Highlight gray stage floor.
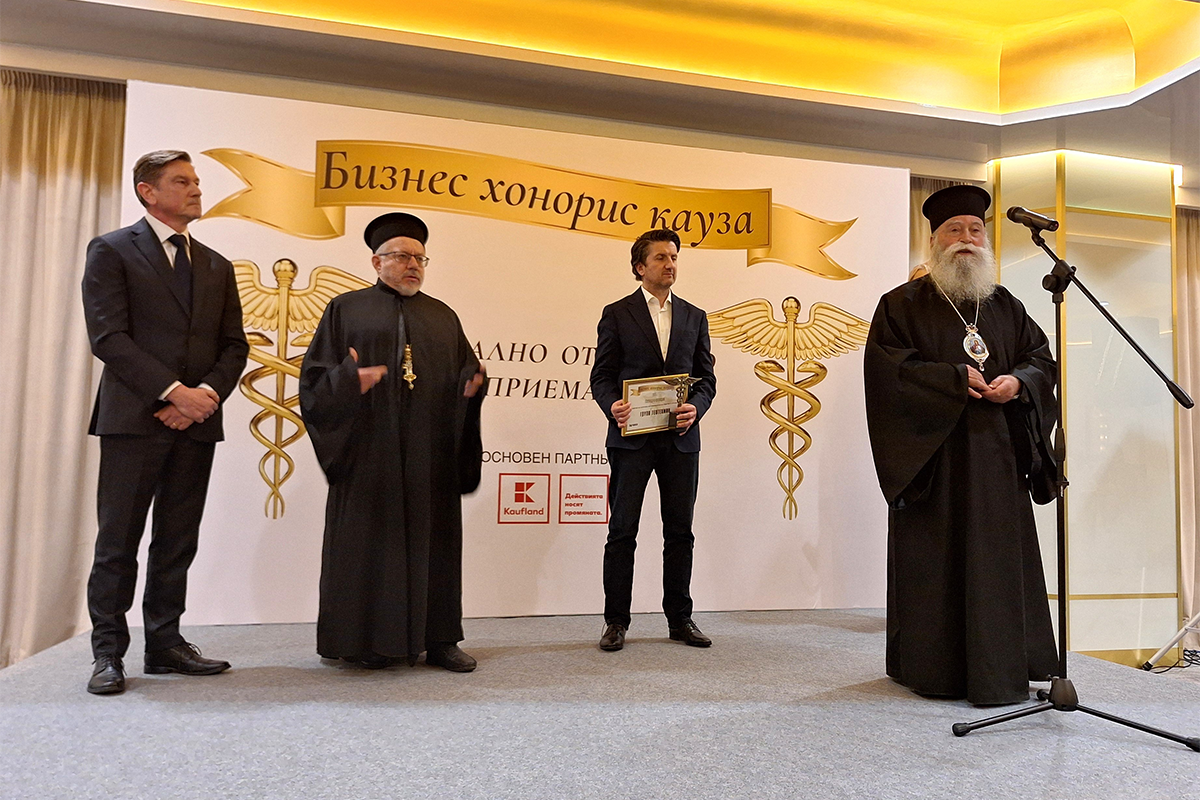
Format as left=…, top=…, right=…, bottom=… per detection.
left=1, top=610, right=1196, bottom=800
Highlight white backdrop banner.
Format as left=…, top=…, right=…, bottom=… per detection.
left=120, top=81, right=907, bottom=626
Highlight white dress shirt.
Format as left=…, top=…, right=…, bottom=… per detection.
left=144, top=213, right=190, bottom=268
left=641, top=285, right=673, bottom=360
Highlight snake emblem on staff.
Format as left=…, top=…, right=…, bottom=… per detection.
left=234, top=259, right=370, bottom=517
left=708, top=297, right=870, bottom=519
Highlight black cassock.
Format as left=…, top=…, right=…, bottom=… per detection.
left=299, top=280, right=484, bottom=660
left=864, top=278, right=1058, bottom=705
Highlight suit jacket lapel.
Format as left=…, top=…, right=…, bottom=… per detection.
left=131, top=218, right=191, bottom=315
left=626, top=290, right=663, bottom=366
left=664, top=296, right=687, bottom=368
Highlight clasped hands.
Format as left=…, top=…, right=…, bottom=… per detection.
left=611, top=399, right=697, bottom=434
left=155, top=385, right=220, bottom=431
left=349, top=347, right=487, bottom=397
left=967, top=365, right=1021, bottom=403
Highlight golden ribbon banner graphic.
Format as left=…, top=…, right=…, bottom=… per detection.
left=202, top=144, right=858, bottom=280
left=708, top=298, right=870, bottom=520
left=203, top=143, right=867, bottom=516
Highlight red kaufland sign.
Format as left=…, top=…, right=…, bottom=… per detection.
left=497, top=473, right=550, bottom=524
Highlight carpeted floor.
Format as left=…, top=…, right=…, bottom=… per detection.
left=1, top=610, right=1196, bottom=800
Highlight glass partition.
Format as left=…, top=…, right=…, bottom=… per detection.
left=992, top=151, right=1180, bottom=665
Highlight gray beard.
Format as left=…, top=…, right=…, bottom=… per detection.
left=928, top=243, right=997, bottom=304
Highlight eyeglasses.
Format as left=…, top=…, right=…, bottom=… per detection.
left=377, top=251, right=430, bottom=267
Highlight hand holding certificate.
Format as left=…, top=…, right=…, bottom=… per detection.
left=621, top=374, right=701, bottom=436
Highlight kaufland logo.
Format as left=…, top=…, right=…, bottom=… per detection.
left=503, top=507, right=543, bottom=516
left=498, top=474, right=550, bottom=524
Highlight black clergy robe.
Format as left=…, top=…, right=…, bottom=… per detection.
left=864, top=278, right=1058, bottom=705
left=299, top=281, right=484, bottom=661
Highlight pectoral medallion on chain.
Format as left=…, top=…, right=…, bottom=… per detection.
left=963, top=325, right=989, bottom=370
left=402, top=344, right=416, bottom=389
left=932, top=277, right=989, bottom=372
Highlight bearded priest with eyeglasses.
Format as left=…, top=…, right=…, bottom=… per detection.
left=300, top=212, right=487, bottom=673
left=863, top=185, right=1059, bottom=706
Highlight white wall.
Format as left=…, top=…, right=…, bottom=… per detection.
left=117, top=81, right=908, bottom=625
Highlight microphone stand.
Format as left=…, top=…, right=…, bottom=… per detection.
left=951, top=228, right=1199, bottom=750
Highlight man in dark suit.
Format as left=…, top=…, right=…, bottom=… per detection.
left=81, top=150, right=248, bottom=695
left=589, top=228, right=717, bottom=652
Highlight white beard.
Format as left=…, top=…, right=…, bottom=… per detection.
left=928, top=241, right=997, bottom=304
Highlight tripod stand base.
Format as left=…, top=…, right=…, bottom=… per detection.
left=952, top=678, right=1200, bottom=751
left=951, top=677, right=1075, bottom=737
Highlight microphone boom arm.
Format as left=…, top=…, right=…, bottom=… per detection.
left=1031, top=229, right=1193, bottom=408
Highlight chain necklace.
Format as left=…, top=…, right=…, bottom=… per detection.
left=931, top=277, right=990, bottom=370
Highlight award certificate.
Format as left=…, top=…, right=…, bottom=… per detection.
left=621, top=374, right=690, bottom=436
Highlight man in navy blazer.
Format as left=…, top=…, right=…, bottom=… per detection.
left=81, top=150, right=248, bottom=694
left=589, top=228, right=717, bottom=651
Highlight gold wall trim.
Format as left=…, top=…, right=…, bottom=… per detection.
left=1063, top=206, right=1175, bottom=223
left=1171, top=179, right=1183, bottom=642
left=1055, top=150, right=1070, bottom=651
left=991, top=164, right=1001, bottom=279
left=1078, top=648, right=1180, bottom=668
left=1047, top=592, right=1178, bottom=601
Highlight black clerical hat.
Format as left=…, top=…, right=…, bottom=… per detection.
left=364, top=212, right=429, bottom=251
left=922, top=185, right=991, bottom=233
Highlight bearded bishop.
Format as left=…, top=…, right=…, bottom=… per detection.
left=863, top=184, right=1059, bottom=706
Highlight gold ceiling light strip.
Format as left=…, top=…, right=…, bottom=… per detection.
left=168, top=0, right=1200, bottom=114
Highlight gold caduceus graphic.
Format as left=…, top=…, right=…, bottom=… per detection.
left=234, top=260, right=370, bottom=517
left=708, top=298, right=870, bottom=519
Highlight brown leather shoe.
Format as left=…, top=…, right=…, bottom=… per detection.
left=144, top=643, right=231, bottom=675
left=425, top=643, right=477, bottom=672
left=599, top=623, right=626, bottom=651
left=87, top=655, right=125, bottom=695
left=668, top=619, right=712, bottom=647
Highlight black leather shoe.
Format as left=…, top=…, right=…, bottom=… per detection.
left=87, top=655, right=125, bottom=695
left=425, top=643, right=476, bottom=672
left=355, top=653, right=395, bottom=670
left=144, top=643, right=231, bottom=675
left=599, top=623, right=626, bottom=651
left=668, top=619, right=712, bottom=647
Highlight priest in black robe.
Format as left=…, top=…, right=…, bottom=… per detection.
left=864, top=185, right=1058, bottom=705
left=299, top=212, right=486, bottom=672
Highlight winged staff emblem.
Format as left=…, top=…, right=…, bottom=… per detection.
left=708, top=297, right=870, bottom=519
left=234, top=259, right=371, bottom=517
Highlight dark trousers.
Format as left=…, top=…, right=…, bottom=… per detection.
left=88, top=432, right=216, bottom=658
left=604, top=435, right=699, bottom=628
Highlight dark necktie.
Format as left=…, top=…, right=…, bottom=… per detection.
left=168, top=233, right=193, bottom=308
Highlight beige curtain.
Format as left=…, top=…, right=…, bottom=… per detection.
left=1177, top=207, right=1200, bottom=649
left=0, top=70, right=125, bottom=667
left=909, top=176, right=956, bottom=280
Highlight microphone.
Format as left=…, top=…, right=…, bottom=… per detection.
left=1007, top=206, right=1060, bottom=232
